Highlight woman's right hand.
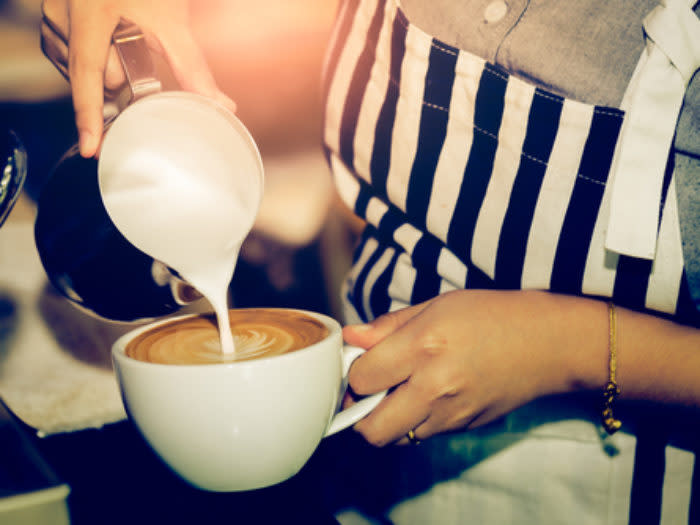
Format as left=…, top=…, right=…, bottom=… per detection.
left=40, top=0, right=236, bottom=158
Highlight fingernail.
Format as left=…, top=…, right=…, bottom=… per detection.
left=347, top=323, right=372, bottom=332
left=215, top=91, right=237, bottom=114
left=79, top=130, right=95, bottom=158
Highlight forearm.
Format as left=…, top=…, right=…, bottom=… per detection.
left=345, top=288, right=700, bottom=444
left=541, top=291, right=700, bottom=408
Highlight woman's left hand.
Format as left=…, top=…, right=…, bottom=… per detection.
left=343, top=289, right=608, bottom=446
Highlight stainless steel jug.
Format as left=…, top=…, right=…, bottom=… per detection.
left=35, top=21, right=198, bottom=321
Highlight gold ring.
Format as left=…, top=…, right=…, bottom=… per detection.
left=406, top=429, right=421, bottom=445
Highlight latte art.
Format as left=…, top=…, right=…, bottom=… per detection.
left=126, top=309, right=329, bottom=365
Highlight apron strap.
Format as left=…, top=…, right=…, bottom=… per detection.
left=605, top=0, right=700, bottom=259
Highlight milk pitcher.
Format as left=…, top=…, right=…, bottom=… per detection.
left=36, top=21, right=263, bottom=321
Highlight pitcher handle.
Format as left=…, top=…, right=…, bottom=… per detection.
left=111, top=21, right=162, bottom=104
left=41, top=15, right=161, bottom=109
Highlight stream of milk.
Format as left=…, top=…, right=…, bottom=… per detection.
left=101, top=161, right=257, bottom=355
left=98, top=95, right=263, bottom=356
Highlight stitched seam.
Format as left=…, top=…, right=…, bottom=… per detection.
left=419, top=97, right=612, bottom=187
left=430, top=41, right=458, bottom=57
left=385, top=3, right=622, bottom=186
left=434, top=69, right=621, bottom=118
left=392, top=6, right=622, bottom=118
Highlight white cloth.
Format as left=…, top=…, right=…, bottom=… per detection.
left=0, top=222, right=130, bottom=436
left=606, top=0, right=700, bottom=259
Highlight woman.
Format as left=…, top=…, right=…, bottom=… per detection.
left=41, top=0, right=700, bottom=523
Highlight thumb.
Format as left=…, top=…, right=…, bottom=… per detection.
left=157, top=29, right=237, bottom=114
left=342, top=304, right=427, bottom=348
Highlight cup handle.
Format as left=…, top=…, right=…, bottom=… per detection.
left=324, top=345, right=386, bottom=437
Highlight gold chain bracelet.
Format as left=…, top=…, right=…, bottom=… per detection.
left=602, top=302, right=622, bottom=434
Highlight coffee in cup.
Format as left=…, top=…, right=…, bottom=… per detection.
left=112, top=308, right=386, bottom=492
left=125, top=308, right=329, bottom=364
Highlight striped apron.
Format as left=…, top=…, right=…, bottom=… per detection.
left=322, top=0, right=700, bottom=524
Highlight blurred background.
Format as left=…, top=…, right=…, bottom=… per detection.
left=0, top=2, right=371, bottom=523
left=0, top=0, right=359, bottom=319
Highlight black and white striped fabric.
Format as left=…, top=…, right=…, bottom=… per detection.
left=323, top=0, right=699, bottom=328
left=321, top=1, right=699, bottom=524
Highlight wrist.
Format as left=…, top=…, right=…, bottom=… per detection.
left=534, top=293, right=610, bottom=396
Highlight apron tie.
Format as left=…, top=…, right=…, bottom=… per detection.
left=605, top=0, right=700, bottom=260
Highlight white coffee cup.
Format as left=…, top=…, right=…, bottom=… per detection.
left=111, top=309, right=386, bottom=492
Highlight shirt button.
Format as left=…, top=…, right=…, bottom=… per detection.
left=484, top=0, right=508, bottom=23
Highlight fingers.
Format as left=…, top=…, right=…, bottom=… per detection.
left=345, top=304, right=431, bottom=396
left=67, top=4, right=120, bottom=157
left=353, top=353, right=476, bottom=446
left=41, top=0, right=70, bottom=39
left=344, top=305, right=441, bottom=446
left=353, top=378, right=430, bottom=447
left=45, top=0, right=236, bottom=159
left=343, top=303, right=427, bottom=348
left=344, top=297, right=480, bottom=446
left=157, top=29, right=237, bottom=114
left=354, top=371, right=484, bottom=447
left=104, top=45, right=127, bottom=93
left=40, top=21, right=70, bottom=80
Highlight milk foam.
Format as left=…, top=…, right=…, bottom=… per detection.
left=125, top=310, right=330, bottom=364
left=99, top=93, right=263, bottom=355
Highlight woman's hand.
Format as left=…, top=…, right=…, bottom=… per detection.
left=343, top=290, right=610, bottom=446
left=41, top=0, right=235, bottom=158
